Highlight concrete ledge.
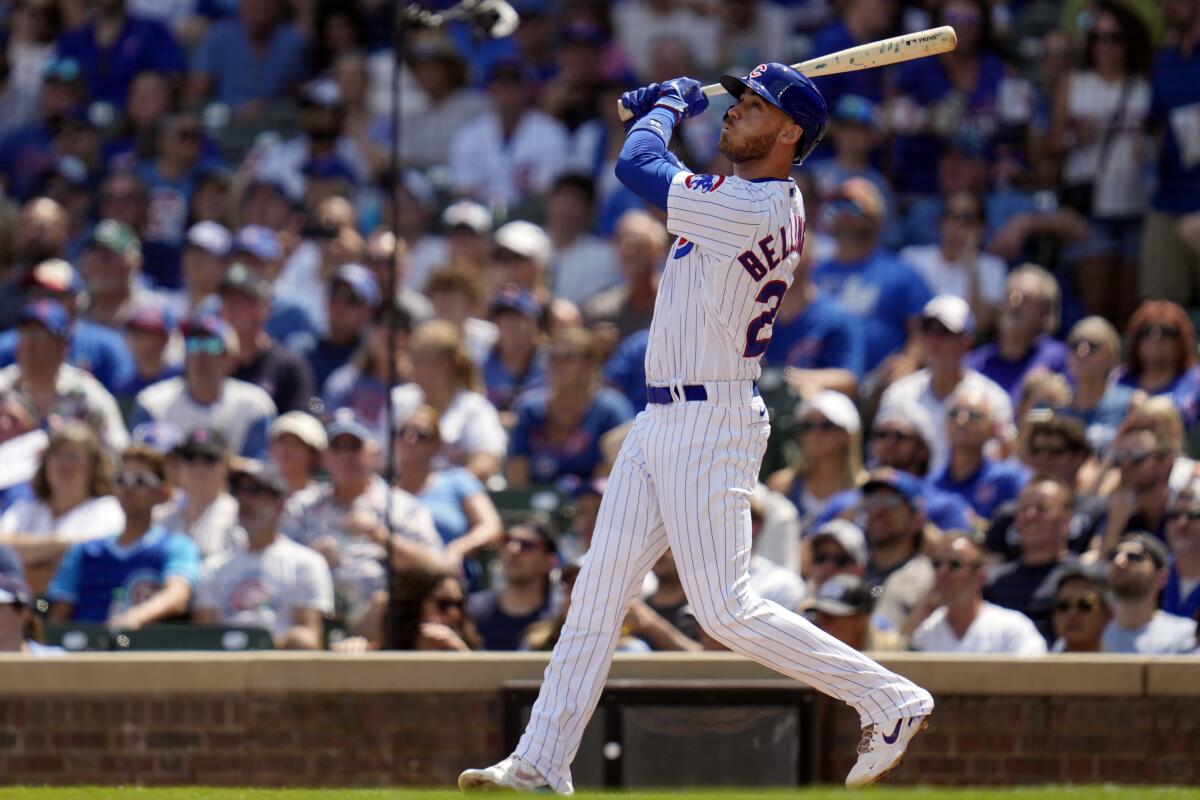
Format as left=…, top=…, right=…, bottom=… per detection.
left=0, top=652, right=1180, bottom=696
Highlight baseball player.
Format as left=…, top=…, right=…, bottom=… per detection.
left=460, top=64, right=933, bottom=794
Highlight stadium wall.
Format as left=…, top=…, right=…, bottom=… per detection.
left=0, top=653, right=1197, bottom=787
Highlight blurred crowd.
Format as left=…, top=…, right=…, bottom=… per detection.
left=0, top=0, right=1198, bottom=657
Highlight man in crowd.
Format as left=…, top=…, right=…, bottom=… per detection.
left=194, top=460, right=333, bottom=650
left=467, top=517, right=561, bottom=651
left=1097, top=426, right=1177, bottom=554
left=1164, top=481, right=1200, bottom=619
left=302, top=264, right=379, bottom=392
left=803, top=574, right=900, bottom=652
left=1050, top=568, right=1112, bottom=653
left=932, top=387, right=1028, bottom=523
left=1102, top=533, right=1197, bottom=654
left=860, top=469, right=934, bottom=633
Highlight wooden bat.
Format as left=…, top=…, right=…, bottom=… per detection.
left=616, top=26, right=958, bottom=121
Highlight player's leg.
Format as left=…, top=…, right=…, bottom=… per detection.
left=460, top=415, right=669, bottom=795
left=651, top=400, right=932, bottom=784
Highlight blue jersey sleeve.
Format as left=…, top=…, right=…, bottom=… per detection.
left=161, top=533, right=202, bottom=586
left=46, top=544, right=85, bottom=604
left=614, top=107, right=684, bottom=212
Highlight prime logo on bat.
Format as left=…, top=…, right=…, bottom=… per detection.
left=460, top=64, right=933, bottom=795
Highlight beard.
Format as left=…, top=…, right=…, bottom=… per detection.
left=1110, top=574, right=1153, bottom=601
left=718, top=114, right=781, bottom=164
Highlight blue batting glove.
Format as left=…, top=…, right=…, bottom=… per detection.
left=656, top=77, right=708, bottom=120
left=620, top=83, right=663, bottom=121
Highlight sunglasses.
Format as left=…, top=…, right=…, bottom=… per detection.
left=1109, top=548, right=1149, bottom=564
left=1029, top=444, right=1070, bottom=458
left=115, top=470, right=162, bottom=489
left=1113, top=450, right=1159, bottom=468
left=1165, top=508, right=1200, bottom=522
left=398, top=426, right=436, bottom=443
left=931, top=558, right=978, bottom=572
left=812, top=551, right=853, bottom=568
left=872, top=429, right=915, bottom=443
left=947, top=407, right=986, bottom=421
left=179, top=451, right=221, bottom=466
left=185, top=337, right=225, bottom=355
left=503, top=537, right=543, bottom=553
left=1137, top=324, right=1180, bottom=339
left=798, top=420, right=841, bottom=433
left=1054, top=597, right=1099, bottom=613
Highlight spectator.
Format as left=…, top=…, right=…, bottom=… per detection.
left=556, top=479, right=605, bottom=564
left=440, top=201, right=493, bottom=270
left=491, top=220, right=553, bottom=307
left=267, top=411, right=327, bottom=498
left=386, top=173, right=444, bottom=295
left=1050, top=567, right=1112, bottom=653
left=506, top=327, right=633, bottom=488
left=965, top=265, right=1070, bottom=408
left=0, top=299, right=129, bottom=451
left=547, top=173, right=620, bottom=306
left=932, top=386, right=1028, bottom=523
left=879, top=296, right=1012, bottom=478
left=115, top=303, right=180, bottom=421
left=1103, top=533, right=1197, bottom=653
left=395, top=33, right=487, bottom=170
left=55, top=0, right=186, bottom=105
left=645, top=549, right=701, bottom=647
left=281, top=412, right=441, bottom=643
left=447, top=59, right=569, bottom=210
left=1137, top=0, right=1200, bottom=307
left=392, top=320, right=507, bottom=482
left=900, top=189, right=1007, bottom=336
left=0, top=57, right=87, bottom=202
left=363, top=229, right=434, bottom=324
left=1063, top=316, right=1137, bottom=454
left=194, top=460, right=333, bottom=650
left=304, top=263, right=380, bottom=392
left=154, top=428, right=242, bottom=558
left=987, top=414, right=1104, bottom=560
left=766, top=390, right=865, bottom=529
left=906, top=532, right=1047, bottom=654
left=859, top=469, right=935, bottom=633
left=807, top=520, right=868, bottom=594
left=386, top=567, right=481, bottom=651
left=611, top=0, right=719, bottom=80
left=1114, top=301, right=1200, bottom=428
left=467, top=517, right=561, bottom=651
left=0, top=391, right=41, bottom=514
left=132, top=313, right=276, bottom=459
left=1047, top=0, right=1152, bottom=322
left=168, top=221, right=232, bottom=318
left=0, top=575, right=62, bottom=654
left=0, top=199, right=72, bottom=327
left=187, top=0, right=306, bottom=113
left=79, top=217, right=154, bottom=331
left=218, top=263, right=315, bottom=414
left=102, top=69, right=174, bottom=166
left=1163, top=481, right=1200, bottom=620
left=392, top=404, right=503, bottom=578
left=47, top=444, right=199, bottom=626
left=813, top=177, right=932, bottom=372
left=808, top=0, right=896, bottom=108
left=583, top=210, right=665, bottom=350
left=802, top=573, right=902, bottom=651
left=1097, top=425, right=1176, bottom=553
left=483, top=286, right=546, bottom=422
left=425, top=264, right=497, bottom=367
left=985, top=479, right=1079, bottom=643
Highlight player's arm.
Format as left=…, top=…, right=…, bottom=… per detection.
left=614, top=79, right=709, bottom=211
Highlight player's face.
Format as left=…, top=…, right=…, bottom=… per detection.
left=719, top=92, right=789, bottom=164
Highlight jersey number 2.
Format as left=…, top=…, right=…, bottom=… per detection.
left=743, top=280, right=787, bottom=358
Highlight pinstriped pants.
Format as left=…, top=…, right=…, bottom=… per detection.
left=516, top=394, right=934, bottom=794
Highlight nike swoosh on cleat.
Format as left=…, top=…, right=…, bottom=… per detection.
left=881, top=719, right=904, bottom=744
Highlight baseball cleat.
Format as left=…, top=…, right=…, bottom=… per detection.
left=844, top=714, right=930, bottom=788
left=458, top=754, right=561, bottom=793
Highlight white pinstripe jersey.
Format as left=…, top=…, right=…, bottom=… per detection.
left=646, top=171, right=805, bottom=384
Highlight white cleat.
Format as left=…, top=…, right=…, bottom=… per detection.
left=844, top=714, right=930, bottom=788
left=458, top=754, right=561, bottom=794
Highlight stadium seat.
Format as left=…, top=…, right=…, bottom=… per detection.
left=43, top=621, right=114, bottom=652
left=116, top=623, right=274, bottom=651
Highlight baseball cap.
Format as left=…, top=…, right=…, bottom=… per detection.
left=26, top=258, right=84, bottom=295
left=131, top=421, right=184, bottom=455
left=19, top=299, right=71, bottom=338
left=233, top=225, right=282, bottom=263
left=810, top=519, right=868, bottom=567
left=124, top=303, right=176, bottom=337
left=331, top=263, right=381, bottom=307
left=829, top=177, right=886, bottom=221
left=300, top=78, right=343, bottom=109
left=230, top=459, right=287, bottom=497
left=87, top=219, right=141, bottom=258
left=805, top=574, right=871, bottom=617
left=873, top=401, right=937, bottom=453
left=495, top=221, right=551, bottom=263
left=794, top=390, right=861, bottom=435
left=863, top=467, right=924, bottom=509
left=326, top=409, right=374, bottom=444
left=175, top=426, right=229, bottom=460
left=834, top=94, right=880, bottom=128
left=490, top=285, right=542, bottom=319
left=922, top=294, right=974, bottom=335
left=180, top=313, right=236, bottom=354
left=1113, top=532, right=1170, bottom=570
left=0, top=575, right=32, bottom=607
left=219, top=262, right=272, bottom=300
left=186, top=221, right=233, bottom=258
left=442, top=200, right=491, bottom=235
left=270, top=411, right=329, bottom=451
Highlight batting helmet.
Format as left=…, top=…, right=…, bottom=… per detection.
left=719, top=63, right=828, bottom=165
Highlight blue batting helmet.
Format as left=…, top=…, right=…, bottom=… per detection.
left=719, top=63, right=828, bottom=165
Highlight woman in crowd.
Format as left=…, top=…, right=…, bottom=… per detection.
left=767, top=391, right=867, bottom=531
left=393, top=404, right=502, bottom=582
left=388, top=567, right=481, bottom=651
left=392, top=320, right=507, bottom=482
left=0, top=422, right=123, bottom=593
left=504, top=327, right=633, bottom=488
left=1114, top=301, right=1200, bottom=429
left=1064, top=316, right=1139, bottom=455
left=268, top=412, right=328, bottom=499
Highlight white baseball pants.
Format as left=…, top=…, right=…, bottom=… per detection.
left=514, top=388, right=934, bottom=794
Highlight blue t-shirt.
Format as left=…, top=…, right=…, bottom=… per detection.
left=1149, top=46, right=1200, bottom=215
left=1116, top=364, right=1200, bottom=430
left=813, top=250, right=932, bottom=371
left=1062, top=381, right=1137, bottom=454
left=483, top=348, right=547, bottom=413
left=965, top=335, right=1071, bottom=408
left=135, top=159, right=221, bottom=289
left=603, top=329, right=650, bottom=413
left=0, top=319, right=136, bottom=395
left=266, top=300, right=319, bottom=353
left=932, top=458, right=1029, bottom=521
left=420, top=467, right=486, bottom=545
left=47, top=525, right=201, bottom=622
left=509, top=387, right=634, bottom=485
left=192, top=19, right=307, bottom=109
left=0, top=122, right=55, bottom=201
left=56, top=15, right=186, bottom=104
left=763, top=293, right=865, bottom=376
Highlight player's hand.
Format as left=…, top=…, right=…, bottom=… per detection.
left=656, top=77, right=709, bottom=120
left=620, top=83, right=663, bottom=121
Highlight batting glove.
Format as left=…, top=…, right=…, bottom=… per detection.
left=620, top=83, right=664, bottom=121
left=655, top=77, right=709, bottom=120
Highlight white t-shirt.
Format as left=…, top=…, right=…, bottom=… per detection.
left=154, top=492, right=246, bottom=559
left=911, top=602, right=1047, bottom=655
left=447, top=110, right=570, bottom=208
left=134, top=377, right=277, bottom=459
left=0, top=495, right=124, bottom=543
left=195, top=536, right=334, bottom=639
left=391, top=385, right=507, bottom=471
left=899, top=245, right=1007, bottom=309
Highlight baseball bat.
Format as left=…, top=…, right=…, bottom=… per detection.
left=616, top=26, right=958, bottom=121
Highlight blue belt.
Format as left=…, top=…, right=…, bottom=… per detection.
left=646, top=384, right=759, bottom=404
